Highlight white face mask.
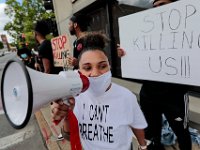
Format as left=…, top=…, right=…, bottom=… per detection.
left=88, top=71, right=112, bottom=97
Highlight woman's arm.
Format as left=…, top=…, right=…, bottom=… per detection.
left=42, top=58, right=51, bottom=73
left=50, top=98, right=75, bottom=139
left=131, top=128, right=147, bottom=150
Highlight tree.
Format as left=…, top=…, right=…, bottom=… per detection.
left=0, top=41, right=4, bottom=49
left=4, top=0, right=55, bottom=48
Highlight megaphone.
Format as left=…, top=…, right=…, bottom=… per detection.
left=0, top=97, right=2, bottom=111
left=1, top=59, right=89, bottom=129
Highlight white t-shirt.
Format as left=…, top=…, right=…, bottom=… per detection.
left=74, top=83, right=147, bottom=150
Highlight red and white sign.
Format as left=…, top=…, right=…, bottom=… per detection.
left=51, top=34, right=71, bottom=67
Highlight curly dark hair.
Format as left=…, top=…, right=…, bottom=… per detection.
left=34, top=20, right=50, bottom=37
left=77, top=32, right=110, bottom=63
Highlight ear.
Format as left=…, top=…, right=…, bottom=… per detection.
left=73, top=23, right=78, bottom=29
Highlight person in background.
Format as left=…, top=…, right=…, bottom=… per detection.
left=34, top=20, right=64, bottom=140
left=34, top=20, right=62, bottom=74
left=68, top=14, right=90, bottom=69
left=17, top=43, right=35, bottom=69
left=118, top=0, right=192, bottom=150
left=31, top=47, right=42, bottom=72
left=51, top=32, right=148, bottom=150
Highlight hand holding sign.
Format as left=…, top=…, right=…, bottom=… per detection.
left=68, top=56, right=78, bottom=67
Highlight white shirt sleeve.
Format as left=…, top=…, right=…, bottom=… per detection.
left=129, top=94, right=148, bottom=129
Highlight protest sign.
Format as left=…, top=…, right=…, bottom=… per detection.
left=119, top=0, right=200, bottom=86
left=51, top=34, right=71, bottom=67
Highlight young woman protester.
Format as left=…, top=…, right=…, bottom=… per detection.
left=50, top=32, right=148, bottom=150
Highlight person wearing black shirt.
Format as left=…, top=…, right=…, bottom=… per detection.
left=68, top=14, right=90, bottom=69
left=34, top=20, right=62, bottom=74
left=17, top=44, right=34, bottom=69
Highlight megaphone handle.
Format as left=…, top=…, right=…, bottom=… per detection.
left=53, top=120, right=61, bottom=125
left=52, top=98, right=70, bottom=125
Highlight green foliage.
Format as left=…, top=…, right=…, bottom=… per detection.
left=46, top=34, right=54, bottom=40
left=9, top=42, right=16, bottom=47
left=24, top=32, right=35, bottom=49
left=4, top=0, right=55, bottom=48
left=0, top=41, right=4, bottom=49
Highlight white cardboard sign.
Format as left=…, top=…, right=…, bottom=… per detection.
left=119, top=0, right=200, bottom=86
left=51, top=34, right=71, bottom=67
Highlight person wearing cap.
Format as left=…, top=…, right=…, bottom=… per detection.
left=67, top=14, right=90, bottom=69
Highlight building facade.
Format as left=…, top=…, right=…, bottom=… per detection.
left=0, top=34, right=10, bottom=51
left=52, top=0, right=144, bottom=77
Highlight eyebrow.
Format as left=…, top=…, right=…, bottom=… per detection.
left=82, top=61, right=108, bottom=66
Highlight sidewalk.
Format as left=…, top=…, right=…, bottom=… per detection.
left=35, top=105, right=71, bottom=150
left=35, top=77, right=200, bottom=150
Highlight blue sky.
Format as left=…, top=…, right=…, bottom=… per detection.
left=0, top=0, right=22, bottom=4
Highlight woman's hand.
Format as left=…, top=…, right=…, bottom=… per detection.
left=50, top=98, right=75, bottom=123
